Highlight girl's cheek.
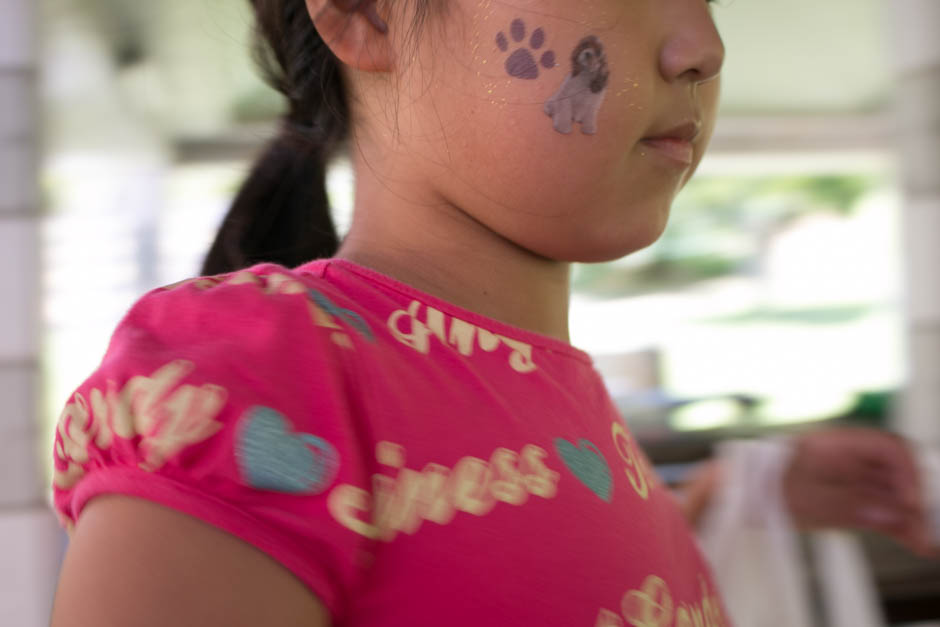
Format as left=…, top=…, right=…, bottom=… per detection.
left=465, top=17, right=651, bottom=143
left=417, top=8, right=658, bottom=187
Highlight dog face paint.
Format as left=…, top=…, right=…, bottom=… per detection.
left=544, top=36, right=610, bottom=135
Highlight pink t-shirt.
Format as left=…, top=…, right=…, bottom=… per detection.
left=53, top=258, right=730, bottom=626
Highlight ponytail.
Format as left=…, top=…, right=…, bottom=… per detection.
left=201, top=0, right=349, bottom=275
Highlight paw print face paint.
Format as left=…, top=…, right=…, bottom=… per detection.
left=496, top=18, right=557, bottom=80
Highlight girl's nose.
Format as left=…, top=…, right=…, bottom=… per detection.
left=659, top=2, right=726, bottom=85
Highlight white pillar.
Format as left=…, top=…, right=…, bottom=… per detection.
left=889, top=0, right=940, bottom=448
left=0, top=0, right=63, bottom=626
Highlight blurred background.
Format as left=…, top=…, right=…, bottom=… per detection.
left=2, top=0, right=939, bottom=624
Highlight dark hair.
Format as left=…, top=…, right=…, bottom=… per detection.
left=201, top=0, right=348, bottom=275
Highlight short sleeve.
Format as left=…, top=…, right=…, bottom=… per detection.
left=52, top=264, right=376, bottom=620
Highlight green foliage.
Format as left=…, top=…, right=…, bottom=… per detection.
left=573, top=173, right=885, bottom=299
left=231, top=85, right=286, bottom=123
left=703, top=303, right=874, bottom=325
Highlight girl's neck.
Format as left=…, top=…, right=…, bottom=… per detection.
left=337, top=164, right=573, bottom=343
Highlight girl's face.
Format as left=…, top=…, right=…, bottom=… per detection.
left=358, top=0, right=724, bottom=262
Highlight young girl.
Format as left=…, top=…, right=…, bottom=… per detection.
left=50, top=1, right=931, bottom=625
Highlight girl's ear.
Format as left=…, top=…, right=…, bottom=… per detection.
left=305, top=0, right=394, bottom=73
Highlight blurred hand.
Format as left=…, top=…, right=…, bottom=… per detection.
left=677, top=459, right=723, bottom=529
left=783, top=427, right=935, bottom=557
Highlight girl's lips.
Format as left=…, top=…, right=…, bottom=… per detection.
left=641, top=137, right=695, bottom=166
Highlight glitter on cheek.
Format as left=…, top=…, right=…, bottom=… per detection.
left=469, top=0, right=497, bottom=71
left=614, top=76, right=641, bottom=98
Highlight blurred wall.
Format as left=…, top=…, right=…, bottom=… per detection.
left=0, top=0, right=61, bottom=625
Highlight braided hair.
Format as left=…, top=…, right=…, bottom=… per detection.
left=201, top=0, right=350, bottom=274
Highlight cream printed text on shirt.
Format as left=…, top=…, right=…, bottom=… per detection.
left=164, top=270, right=373, bottom=348
left=611, top=420, right=658, bottom=500
left=595, top=575, right=726, bottom=627
left=388, top=300, right=538, bottom=373
left=328, top=441, right=559, bottom=541
left=54, top=360, right=226, bottom=489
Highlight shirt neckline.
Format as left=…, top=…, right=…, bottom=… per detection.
left=297, top=257, right=595, bottom=366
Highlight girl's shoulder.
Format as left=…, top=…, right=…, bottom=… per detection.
left=54, top=262, right=368, bottom=495
left=112, top=261, right=376, bottom=361
left=144, top=261, right=362, bottom=329
left=53, top=263, right=378, bottom=616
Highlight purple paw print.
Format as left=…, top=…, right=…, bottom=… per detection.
left=496, top=18, right=556, bottom=80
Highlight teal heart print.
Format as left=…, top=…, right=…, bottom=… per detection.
left=554, top=438, right=612, bottom=502
left=237, top=406, right=339, bottom=494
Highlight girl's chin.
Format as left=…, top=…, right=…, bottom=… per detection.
left=551, top=224, right=670, bottom=263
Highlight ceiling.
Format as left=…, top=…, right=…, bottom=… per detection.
left=713, top=0, right=894, bottom=114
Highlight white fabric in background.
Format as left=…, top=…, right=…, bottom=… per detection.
left=696, top=439, right=886, bottom=627
left=811, top=531, right=886, bottom=627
